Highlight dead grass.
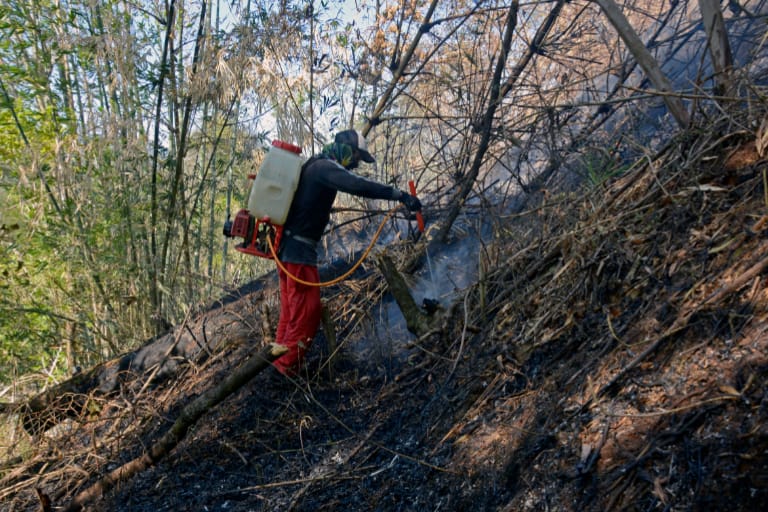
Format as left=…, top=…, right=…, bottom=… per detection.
left=441, top=108, right=768, bottom=510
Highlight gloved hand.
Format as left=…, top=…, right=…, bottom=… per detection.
left=398, top=191, right=422, bottom=212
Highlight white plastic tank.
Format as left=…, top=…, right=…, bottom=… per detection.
left=247, top=140, right=304, bottom=225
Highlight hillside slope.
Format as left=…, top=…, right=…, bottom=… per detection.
left=2, top=114, right=768, bottom=511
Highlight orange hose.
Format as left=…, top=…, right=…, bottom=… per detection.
left=267, top=205, right=400, bottom=287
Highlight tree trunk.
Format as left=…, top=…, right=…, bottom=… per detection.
left=698, top=0, right=734, bottom=97
left=159, top=1, right=208, bottom=315
left=595, top=0, right=690, bottom=129
left=376, top=252, right=435, bottom=337
left=429, top=1, right=523, bottom=251
left=149, top=0, right=177, bottom=326
left=361, top=0, right=440, bottom=136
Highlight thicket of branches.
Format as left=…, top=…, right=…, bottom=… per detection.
left=0, top=0, right=759, bottom=388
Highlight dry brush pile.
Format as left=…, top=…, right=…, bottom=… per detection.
left=427, top=108, right=768, bottom=510
left=0, top=288, right=284, bottom=511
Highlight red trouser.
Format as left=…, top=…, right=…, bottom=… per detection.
left=273, top=262, right=322, bottom=375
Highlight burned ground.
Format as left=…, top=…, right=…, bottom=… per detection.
left=2, top=115, right=768, bottom=511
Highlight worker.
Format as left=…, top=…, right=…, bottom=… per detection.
left=272, top=129, right=422, bottom=377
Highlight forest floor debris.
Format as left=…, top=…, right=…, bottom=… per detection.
left=2, top=112, right=768, bottom=511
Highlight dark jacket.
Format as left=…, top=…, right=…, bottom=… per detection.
left=278, top=156, right=399, bottom=265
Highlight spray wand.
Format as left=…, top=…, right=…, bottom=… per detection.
left=408, top=180, right=425, bottom=234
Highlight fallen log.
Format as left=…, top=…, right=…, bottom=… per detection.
left=6, top=290, right=267, bottom=436
left=60, top=342, right=287, bottom=512
left=7, top=253, right=373, bottom=436
left=376, top=252, right=439, bottom=337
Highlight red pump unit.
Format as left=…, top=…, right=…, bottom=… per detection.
left=224, top=207, right=283, bottom=259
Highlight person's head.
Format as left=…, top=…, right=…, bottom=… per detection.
left=333, top=129, right=375, bottom=170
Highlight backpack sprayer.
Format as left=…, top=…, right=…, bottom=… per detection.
left=223, top=140, right=305, bottom=258
left=223, top=139, right=425, bottom=289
